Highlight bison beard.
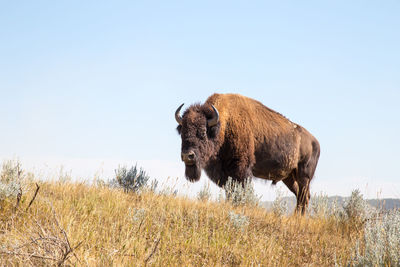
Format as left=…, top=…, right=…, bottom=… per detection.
left=185, top=162, right=201, bottom=182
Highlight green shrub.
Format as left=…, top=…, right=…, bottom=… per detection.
left=228, top=211, right=249, bottom=231
left=129, top=207, right=147, bottom=222
left=271, top=190, right=288, bottom=216
left=309, top=193, right=330, bottom=218
left=352, top=209, right=400, bottom=266
left=0, top=160, right=23, bottom=202
left=223, top=177, right=260, bottom=207
left=111, top=164, right=150, bottom=193
left=197, top=182, right=212, bottom=201
left=343, top=189, right=376, bottom=222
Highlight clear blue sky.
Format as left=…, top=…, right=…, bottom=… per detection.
left=1, top=1, right=399, bottom=199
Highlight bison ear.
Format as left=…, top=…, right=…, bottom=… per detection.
left=176, top=125, right=182, bottom=135
left=207, top=122, right=220, bottom=138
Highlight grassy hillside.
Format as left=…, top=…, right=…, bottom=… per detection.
left=1, top=160, right=399, bottom=266
left=1, top=180, right=362, bottom=266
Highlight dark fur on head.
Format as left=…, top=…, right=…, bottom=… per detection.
left=176, top=104, right=221, bottom=182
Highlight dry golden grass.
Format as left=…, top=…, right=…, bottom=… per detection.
left=0, top=181, right=362, bottom=266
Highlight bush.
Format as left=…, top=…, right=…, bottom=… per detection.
left=343, top=189, right=375, bottom=222
left=352, top=209, right=400, bottom=266
left=129, top=207, right=147, bottom=222
left=271, top=190, right=288, bottom=216
left=309, top=193, right=329, bottom=218
left=0, top=160, right=23, bottom=202
left=223, top=177, right=260, bottom=207
left=159, top=186, right=178, bottom=197
left=228, top=211, right=249, bottom=231
left=197, top=182, right=211, bottom=201
left=112, top=164, right=150, bottom=193
left=149, top=179, right=158, bottom=193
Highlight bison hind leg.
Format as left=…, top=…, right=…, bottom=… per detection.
left=283, top=174, right=310, bottom=215
left=296, top=180, right=311, bottom=214
left=282, top=175, right=300, bottom=208
left=294, top=141, right=320, bottom=214
left=282, top=175, right=299, bottom=196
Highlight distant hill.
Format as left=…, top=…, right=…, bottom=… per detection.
left=261, top=196, right=400, bottom=211
left=367, top=198, right=400, bottom=210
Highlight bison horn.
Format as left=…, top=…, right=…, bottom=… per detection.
left=175, top=103, right=184, bottom=125
left=207, top=105, right=219, bottom=127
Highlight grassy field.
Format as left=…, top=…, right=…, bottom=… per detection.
left=1, top=160, right=400, bottom=266
left=1, top=180, right=363, bottom=266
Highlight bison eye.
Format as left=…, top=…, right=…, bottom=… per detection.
left=197, top=129, right=207, bottom=139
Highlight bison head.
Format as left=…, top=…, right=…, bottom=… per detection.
left=175, top=103, right=220, bottom=182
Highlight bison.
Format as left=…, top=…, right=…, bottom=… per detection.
left=175, top=93, right=320, bottom=213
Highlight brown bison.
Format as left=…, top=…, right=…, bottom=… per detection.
left=175, top=93, right=320, bottom=213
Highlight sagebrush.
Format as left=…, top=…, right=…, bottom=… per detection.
left=223, top=177, right=260, bottom=206
left=112, top=164, right=150, bottom=193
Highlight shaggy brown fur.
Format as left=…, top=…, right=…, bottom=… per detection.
left=176, top=93, right=320, bottom=213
